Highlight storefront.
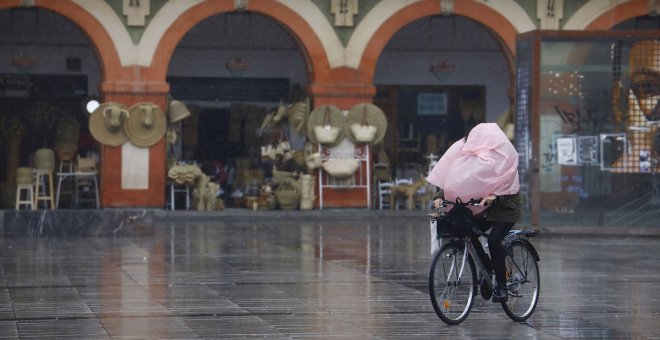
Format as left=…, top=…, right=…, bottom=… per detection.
left=516, top=31, right=660, bottom=227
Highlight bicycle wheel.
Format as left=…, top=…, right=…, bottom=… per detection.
left=501, top=240, right=540, bottom=321
left=429, top=242, right=476, bottom=325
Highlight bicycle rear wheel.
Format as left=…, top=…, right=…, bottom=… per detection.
left=501, top=240, right=540, bottom=321
left=429, top=242, right=476, bottom=325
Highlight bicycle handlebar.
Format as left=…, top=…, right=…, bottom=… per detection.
left=439, top=198, right=483, bottom=208
left=434, top=198, right=490, bottom=238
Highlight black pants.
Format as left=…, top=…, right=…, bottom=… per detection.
left=470, top=220, right=514, bottom=287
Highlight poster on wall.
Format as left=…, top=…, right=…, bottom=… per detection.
left=556, top=136, right=577, bottom=165
left=577, top=136, right=599, bottom=165
left=600, top=133, right=627, bottom=171
left=417, top=93, right=447, bottom=115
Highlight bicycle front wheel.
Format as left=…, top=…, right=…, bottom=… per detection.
left=429, top=242, right=476, bottom=325
left=501, top=240, right=540, bottom=322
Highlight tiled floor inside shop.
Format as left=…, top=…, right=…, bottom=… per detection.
left=0, top=214, right=658, bottom=338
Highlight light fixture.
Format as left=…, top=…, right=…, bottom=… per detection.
left=430, top=61, right=455, bottom=81
left=11, top=53, right=38, bottom=74
left=83, top=97, right=100, bottom=114
left=226, top=57, right=249, bottom=77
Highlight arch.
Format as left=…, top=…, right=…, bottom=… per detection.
left=149, top=0, right=329, bottom=83
left=573, top=0, right=647, bottom=30
left=356, top=0, right=518, bottom=83
left=0, top=0, right=123, bottom=81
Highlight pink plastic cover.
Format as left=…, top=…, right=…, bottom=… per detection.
left=426, top=123, right=520, bottom=211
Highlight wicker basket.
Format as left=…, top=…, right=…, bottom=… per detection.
left=350, top=123, right=378, bottom=143
left=55, top=143, right=78, bottom=161
left=34, top=148, right=55, bottom=171
left=275, top=178, right=300, bottom=210
left=322, top=158, right=359, bottom=179
left=314, top=125, right=340, bottom=144
left=16, top=167, right=33, bottom=185
left=272, top=168, right=296, bottom=186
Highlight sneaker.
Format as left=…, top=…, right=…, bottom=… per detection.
left=492, top=285, right=508, bottom=303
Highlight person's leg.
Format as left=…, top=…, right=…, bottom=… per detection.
left=488, top=221, right=514, bottom=302
left=469, top=236, right=492, bottom=273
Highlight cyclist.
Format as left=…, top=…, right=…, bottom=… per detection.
left=427, top=123, right=521, bottom=302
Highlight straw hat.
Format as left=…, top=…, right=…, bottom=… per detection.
left=124, top=102, right=167, bottom=147
left=344, top=103, right=388, bottom=145
left=168, top=99, right=191, bottom=124
left=306, top=105, right=345, bottom=146
left=89, top=102, right=129, bottom=147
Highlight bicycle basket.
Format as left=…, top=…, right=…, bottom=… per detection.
left=436, top=202, right=475, bottom=238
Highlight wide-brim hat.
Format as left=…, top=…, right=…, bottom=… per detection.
left=89, top=102, right=129, bottom=147
left=307, top=105, right=345, bottom=146
left=168, top=99, right=191, bottom=124
left=344, top=103, right=388, bottom=145
left=124, top=102, right=167, bottom=147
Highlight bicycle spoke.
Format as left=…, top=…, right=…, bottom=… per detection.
left=429, top=242, right=475, bottom=325
left=501, top=240, right=539, bottom=322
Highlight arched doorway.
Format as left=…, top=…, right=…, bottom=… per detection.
left=372, top=14, right=513, bottom=181
left=166, top=11, right=309, bottom=208
left=0, top=6, right=102, bottom=208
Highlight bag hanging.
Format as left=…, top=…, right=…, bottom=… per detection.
left=314, top=107, right=340, bottom=144
left=435, top=198, right=476, bottom=238
left=322, top=158, right=359, bottom=179
left=350, top=105, right=377, bottom=143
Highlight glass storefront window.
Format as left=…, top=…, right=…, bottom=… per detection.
left=517, top=32, right=660, bottom=227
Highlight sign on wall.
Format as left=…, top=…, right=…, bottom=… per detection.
left=417, top=93, right=447, bottom=115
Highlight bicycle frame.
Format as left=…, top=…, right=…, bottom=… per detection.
left=446, top=231, right=535, bottom=292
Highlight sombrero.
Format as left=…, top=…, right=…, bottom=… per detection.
left=124, top=102, right=167, bottom=147
left=307, top=105, right=345, bottom=146
left=344, top=103, right=388, bottom=145
left=168, top=99, right=191, bottom=124
left=89, top=102, right=129, bottom=147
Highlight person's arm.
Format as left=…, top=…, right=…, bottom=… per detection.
left=432, top=188, right=444, bottom=209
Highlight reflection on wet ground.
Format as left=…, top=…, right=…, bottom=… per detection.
left=0, top=217, right=658, bottom=338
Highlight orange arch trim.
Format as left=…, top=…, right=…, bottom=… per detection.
left=585, top=0, right=648, bottom=30
left=357, top=0, right=517, bottom=83
left=150, top=0, right=329, bottom=84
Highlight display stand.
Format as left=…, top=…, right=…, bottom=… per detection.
left=317, top=144, right=370, bottom=209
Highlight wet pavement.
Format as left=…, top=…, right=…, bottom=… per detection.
left=0, top=212, right=658, bottom=339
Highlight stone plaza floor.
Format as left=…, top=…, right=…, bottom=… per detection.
left=0, top=211, right=658, bottom=338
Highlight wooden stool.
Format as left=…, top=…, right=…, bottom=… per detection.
left=15, top=167, right=35, bottom=210
left=15, top=184, right=35, bottom=210
left=34, top=170, right=55, bottom=209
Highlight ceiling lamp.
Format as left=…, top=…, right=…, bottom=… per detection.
left=226, top=57, right=250, bottom=77
left=430, top=61, right=455, bottom=82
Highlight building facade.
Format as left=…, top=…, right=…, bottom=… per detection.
left=0, top=0, right=657, bottom=226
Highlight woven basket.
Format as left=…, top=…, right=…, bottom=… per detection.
left=272, top=168, right=296, bottom=186
left=16, top=167, right=33, bottom=185
left=275, top=178, right=300, bottom=210
left=34, top=148, right=55, bottom=171
left=55, top=143, right=78, bottom=161
left=322, top=158, right=359, bottom=179
left=313, top=125, right=340, bottom=144
left=350, top=123, right=378, bottom=143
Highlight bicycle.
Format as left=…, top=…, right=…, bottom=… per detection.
left=428, top=198, right=540, bottom=325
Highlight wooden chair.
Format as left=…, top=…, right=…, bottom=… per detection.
left=378, top=181, right=394, bottom=210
